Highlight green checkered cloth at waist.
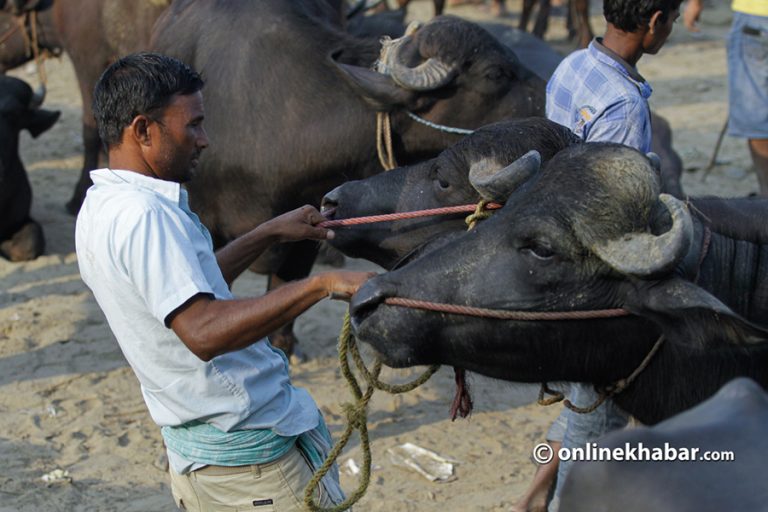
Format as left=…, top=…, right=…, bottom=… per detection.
left=161, top=421, right=296, bottom=466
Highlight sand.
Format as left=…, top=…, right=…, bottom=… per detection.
left=0, top=1, right=755, bottom=511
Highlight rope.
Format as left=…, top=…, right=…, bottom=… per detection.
left=538, top=335, right=666, bottom=414
left=303, top=313, right=440, bottom=512
left=29, top=11, right=47, bottom=89
left=405, top=111, right=475, bottom=135
left=376, top=111, right=397, bottom=171
left=383, top=298, right=630, bottom=321
left=318, top=202, right=502, bottom=229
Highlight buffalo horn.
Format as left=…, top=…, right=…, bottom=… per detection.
left=29, top=84, right=46, bottom=109
left=380, top=36, right=458, bottom=91
left=469, top=150, right=541, bottom=201
left=591, top=194, right=693, bottom=278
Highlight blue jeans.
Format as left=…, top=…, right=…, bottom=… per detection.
left=548, top=383, right=629, bottom=512
left=728, top=12, right=768, bottom=139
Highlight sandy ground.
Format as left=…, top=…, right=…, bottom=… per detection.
left=0, top=1, right=756, bottom=511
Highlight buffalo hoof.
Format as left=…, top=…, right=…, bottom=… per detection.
left=269, top=325, right=307, bottom=363
left=0, top=221, right=45, bottom=261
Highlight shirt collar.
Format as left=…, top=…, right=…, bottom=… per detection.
left=589, top=38, right=653, bottom=99
left=90, top=168, right=184, bottom=205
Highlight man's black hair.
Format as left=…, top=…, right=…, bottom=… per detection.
left=93, top=52, right=204, bottom=149
left=604, top=0, right=683, bottom=33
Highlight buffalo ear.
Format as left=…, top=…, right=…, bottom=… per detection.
left=624, top=277, right=768, bottom=347
left=20, top=108, right=60, bottom=138
left=332, top=61, right=418, bottom=111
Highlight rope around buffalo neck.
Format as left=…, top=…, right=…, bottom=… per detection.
left=374, top=111, right=474, bottom=172
left=405, top=111, right=475, bottom=135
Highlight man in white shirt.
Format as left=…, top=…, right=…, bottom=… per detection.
left=76, top=52, right=372, bottom=511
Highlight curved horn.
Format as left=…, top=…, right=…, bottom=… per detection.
left=379, top=36, right=458, bottom=91
left=469, top=150, right=541, bottom=201
left=591, top=194, right=694, bottom=278
left=28, top=83, right=46, bottom=109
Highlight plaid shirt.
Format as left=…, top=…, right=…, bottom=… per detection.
left=546, top=39, right=653, bottom=153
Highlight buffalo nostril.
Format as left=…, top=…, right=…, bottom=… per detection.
left=350, top=279, right=395, bottom=327
left=321, top=186, right=343, bottom=218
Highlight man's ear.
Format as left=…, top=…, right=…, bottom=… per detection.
left=648, top=10, right=663, bottom=35
left=129, top=115, right=152, bottom=146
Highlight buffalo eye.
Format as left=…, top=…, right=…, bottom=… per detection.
left=484, top=66, right=506, bottom=82
left=522, top=244, right=555, bottom=261
left=431, top=164, right=452, bottom=191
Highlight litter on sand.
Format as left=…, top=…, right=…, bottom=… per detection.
left=387, top=442, right=460, bottom=482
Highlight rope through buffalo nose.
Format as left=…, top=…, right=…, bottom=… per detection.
left=317, top=202, right=503, bottom=228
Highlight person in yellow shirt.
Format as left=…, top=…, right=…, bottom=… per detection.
left=685, top=0, right=768, bottom=196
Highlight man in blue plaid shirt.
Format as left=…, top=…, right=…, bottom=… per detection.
left=514, top=2, right=683, bottom=511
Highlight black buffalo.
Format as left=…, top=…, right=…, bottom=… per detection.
left=323, top=118, right=581, bottom=268
left=150, top=3, right=544, bottom=267
left=0, top=75, right=59, bottom=260
left=0, top=0, right=171, bottom=214
left=560, top=377, right=768, bottom=511
left=349, top=143, right=768, bottom=425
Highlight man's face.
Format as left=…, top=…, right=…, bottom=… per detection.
left=644, top=7, right=680, bottom=55
left=150, top=91, right=208, bottom=183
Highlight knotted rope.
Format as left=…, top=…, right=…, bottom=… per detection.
left=303, top=313, right=440, bottom=512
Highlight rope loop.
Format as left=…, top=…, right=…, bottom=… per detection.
left=465, top=200, right=492, bottom=230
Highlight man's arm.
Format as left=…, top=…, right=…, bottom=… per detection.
left=684, top=0, right=704, bottom=32
left=169, top=270, right=374, bottom=361
left=215, top=205, right=333, bottom=285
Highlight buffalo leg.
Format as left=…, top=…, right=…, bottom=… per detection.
left=433, top=0, right=445, bottom=15
left=519, top=0, right=537, bottom=30
left=267, top=240, right=321, bottom=359
left=66, top=121, right=101, bottom=215
left=532, top=0, right=551, bottom=39
left=571, top=0, right=592, bottom=48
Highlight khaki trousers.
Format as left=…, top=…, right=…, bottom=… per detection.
left=169, top=446, right=333, bottom=511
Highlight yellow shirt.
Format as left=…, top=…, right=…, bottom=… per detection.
left=732, top=0, right=768, bottom=17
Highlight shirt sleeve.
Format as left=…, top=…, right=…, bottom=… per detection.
left=585, top=96, right=652, bottom=153
left=116, top=206, right=215, bottom=326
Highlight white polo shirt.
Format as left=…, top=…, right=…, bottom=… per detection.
left=75, top=169, right=319, bottom=469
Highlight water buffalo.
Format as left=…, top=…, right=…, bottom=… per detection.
left=349, top=143, right=768, bottom=425
left=149, top=1, right=545, bottom=350
left=560, top=377, right=768, bottom=511
left=323, top=118, right=581, bottom=268
left=322, top=117, right=684, bottom=271
left=0, top=0, right=172, bottom=214
left=0, top=75, right=59, bottom=260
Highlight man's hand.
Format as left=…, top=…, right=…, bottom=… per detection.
left=684, top=0, right=704, bottom=32
left=265, top=205, right=334, bottom=243
left=319, top=271, right=377, bottom=302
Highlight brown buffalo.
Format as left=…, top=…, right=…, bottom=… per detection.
left=0, top=0, right=171, bottom=213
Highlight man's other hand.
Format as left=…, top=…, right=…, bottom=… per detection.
left=319, top=271, right=377, bottom=301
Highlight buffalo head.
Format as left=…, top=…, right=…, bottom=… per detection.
left=333, top=16, right=546, bottom=161
left=322, top=118, right=580, bottom=268
left=348, top=143, right=768, bottom=383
